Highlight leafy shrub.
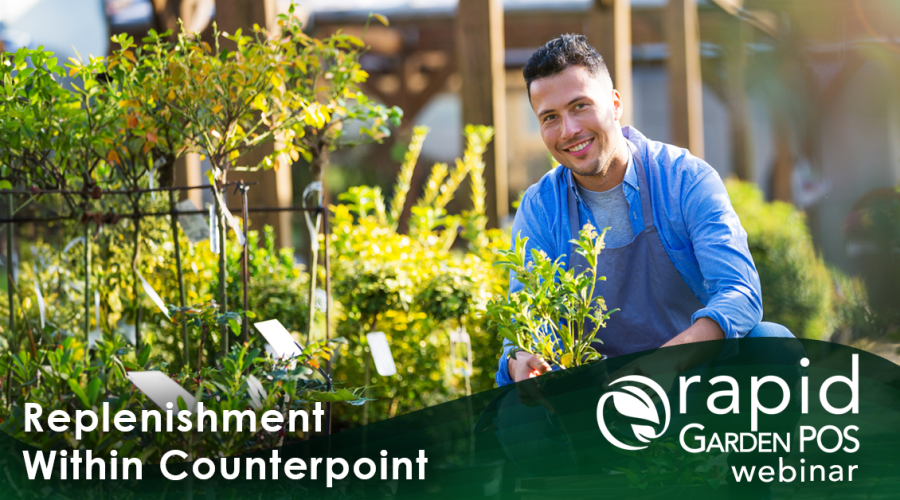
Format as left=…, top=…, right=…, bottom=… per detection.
left=0, top=335, right=360, bottom=461
left=328, top=125, right=509, bottom=426
left=726, top=179, right=835, bottom=339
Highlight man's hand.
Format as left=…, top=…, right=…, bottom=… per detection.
left=509, top=351, right=552, bottom=382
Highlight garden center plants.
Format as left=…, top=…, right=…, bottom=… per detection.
left=487, top=224, right=616, bottom=370
left=328, top=125, right=509, bottom=425
left=0, top=3, right=400, bottom=451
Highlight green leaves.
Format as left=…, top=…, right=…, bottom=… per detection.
left=67, top=379, right=91, bottom=408
left=487, top=224, right=615, bottom=369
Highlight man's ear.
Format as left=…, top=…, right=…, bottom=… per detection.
left=611, top=89, right=624, bottom=122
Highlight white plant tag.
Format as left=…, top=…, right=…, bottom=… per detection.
left=223, top=205, right=246, bottom=246
left=87, top=329, right=101, bottom=349
left=136, top=269, right=170, bottom=319
left=246, top=375, right=267, bottom=410
left=127, top=371, right=197, bottom=412
left=33, top=279, right=46, bottom=329
left=176, top=199, right=209, bottom=243
left=253, top=319, right=303, bottom=359
left=212, top=188, right=246, bottom=247
left=209, top=203, right=218, bottom=253
left=366, top=331, right=397, bottom=377
left=449, top=327, right=473, bottom=377
left=117, top=321, right=136, bottom=345
left=88, top=290, right=101, bottom=349
left=62, top=236, right=85, bottom=255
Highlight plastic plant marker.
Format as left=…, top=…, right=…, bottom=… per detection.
left=176, top=199, right=210, bottom=243
left=62, top=236, right=85, bottom=255
left=209, top=203, right=218, bottom=253
left=449, top=327, right=473, bottom=377
left=223, top=204, right=246, bottom=246
left=366, top=331, right=397, bottom=377
left=253, top=319, right=303, bottom=359
left=137, top=269, right=170, bottom=319
left=33, top=279, right=46, bottom=329
left=127, top=370, right=197, bottom=412
left=212, top=188, right=246, bottom=246
left=87, top=291, right=101, bottom=349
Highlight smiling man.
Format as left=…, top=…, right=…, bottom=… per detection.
left=496, top=34, right=795, bottom=386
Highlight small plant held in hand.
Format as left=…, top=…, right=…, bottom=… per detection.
left=487, top=223, right=617, bottom=369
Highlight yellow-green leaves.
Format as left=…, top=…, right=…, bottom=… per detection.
left=487, top=224, right=615, bottom=370
left=372, top=13, right=390, bottom=27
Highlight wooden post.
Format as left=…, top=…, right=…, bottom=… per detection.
left=456, top=0, right=508, bottom=228
left=666, top=0, right=705, bottom=158
left=175, top=154, right=204, bottom=210
left=587, top=0, right=633, bottom=126
left=770, top=108, right=793, bottom=202
left=723, top=17, right=753, bottom=180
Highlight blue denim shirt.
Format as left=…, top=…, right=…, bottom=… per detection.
left=495, top=126, right=762, bottom=386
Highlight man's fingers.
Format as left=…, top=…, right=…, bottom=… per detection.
left=528, top=356, right=552, bottom=374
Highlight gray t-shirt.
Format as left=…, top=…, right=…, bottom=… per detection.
left=575, top=181, right=633, bottom=248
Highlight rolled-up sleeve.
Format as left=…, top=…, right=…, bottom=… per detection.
left=495, top=340, right=518, bottom=386
left=683, top=170, right=763, bottom=338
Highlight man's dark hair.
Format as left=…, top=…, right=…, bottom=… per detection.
left=523, top=34, right=610, bottom=100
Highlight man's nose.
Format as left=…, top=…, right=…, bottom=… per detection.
left=560, top=113, right=582, bottom=143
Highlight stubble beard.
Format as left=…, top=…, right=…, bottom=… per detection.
left=561, top=133, right=621, bottom=184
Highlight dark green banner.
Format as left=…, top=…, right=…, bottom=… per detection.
left=2, top=338, right=898, bottom=499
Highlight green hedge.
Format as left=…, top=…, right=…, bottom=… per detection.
left=727, top=179, right=840, bottom=339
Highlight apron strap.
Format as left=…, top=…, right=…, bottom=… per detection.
left=627, top=140, right=655, bottom=230
left=567, top=171, right=581, bottom=242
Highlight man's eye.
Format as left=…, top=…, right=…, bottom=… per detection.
left=575, top=103, right=586, bottom=110
left=543, top=114, right=557, bottom=123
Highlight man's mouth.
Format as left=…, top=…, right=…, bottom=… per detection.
left=563, top=138, right=593, bottom=157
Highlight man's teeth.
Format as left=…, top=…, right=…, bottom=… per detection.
left=568, top=140, right=590, bottom=152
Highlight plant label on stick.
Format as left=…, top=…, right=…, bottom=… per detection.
left=366, top=332, right=397, bottom=377
left=33, top=279, right=46, bottom=329
left=127, top=371, right=197, bottom=412
left=449, top=327, right=472, bottom=377
left=253, top=320, right=303, bottom=359
left=222, top=205, right=246, bottom=246
left=88, top=291, right=102, bottom=349
left=212, top=188, right=246, bottom=246
left=176, top=199, right=209, bottom=243
left=135, top=269, right=170, bottom=319
left=62, top=236, right=85, bottom=256
left=117, top=321, right=136, bottom=345
left=208, top=203, right=218, bottom=253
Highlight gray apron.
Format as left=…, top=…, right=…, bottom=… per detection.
left=567, top=142, right=705, bottom=357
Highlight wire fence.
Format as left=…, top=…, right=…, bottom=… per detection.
left=1, top=182, right=335, bottom=433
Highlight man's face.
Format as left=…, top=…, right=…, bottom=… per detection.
left=529, top=65, right=623, bottom=178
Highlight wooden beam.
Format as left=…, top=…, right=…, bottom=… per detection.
left=722, top=17, right=753, bottom=180
left=456, top=0, right=508, bottom=228
left=405, top=61, right=455, bottom=120
left=666, top=0, right=705, bottom=158
left=587, top=0, right=633, bottom=126
left=182, top=154, right=204, bottom=210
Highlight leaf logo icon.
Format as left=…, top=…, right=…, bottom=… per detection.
left=596, top=375, right=671, bottom=450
